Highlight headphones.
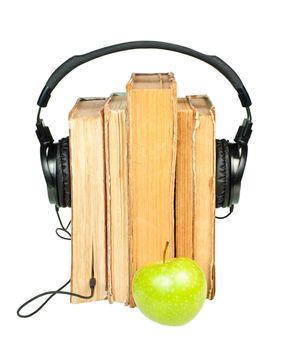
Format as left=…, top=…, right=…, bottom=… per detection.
left=35, top=41, right=253, bottom=211
left=18, top=41, right=253, bottom=318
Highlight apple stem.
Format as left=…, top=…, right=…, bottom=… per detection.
left=163, top=241, right=169, bottom=264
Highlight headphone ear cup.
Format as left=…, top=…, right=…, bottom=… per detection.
left=228, top=142, right=242, bottom=206
left=56, top=137, right=71, bottom=208
left=216, top=139, right=231, bottom=208
left=43, top=143, right=59, bottom=206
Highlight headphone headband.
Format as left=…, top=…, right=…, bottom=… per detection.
left=37, top=40, right=252, bottom=108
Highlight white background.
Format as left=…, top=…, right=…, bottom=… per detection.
left=1, top=0, right=281, bottom=349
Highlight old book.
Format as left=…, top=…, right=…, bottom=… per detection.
left=175, top=95, right=216, bottom=300
left=175, top=98, right=194, bottom=259
left=69, top=98, right=107, bottom=303
left=126, top=73, right=177, bottom=307
left=104, top=94, right=129, bottom=304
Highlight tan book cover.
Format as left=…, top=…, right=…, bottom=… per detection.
left=126, top=73, right=177, bottom=307
left=176, top=95, right=216, bottom=299
left=176, top=98, right=194, bottom=259
left=104, top=94, right=129, bottom=304
left=69, top=98, right=107, bottom=303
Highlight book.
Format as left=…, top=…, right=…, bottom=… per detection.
left=104, top=94, right=130, bottom=304
left=69, top=98, right=107, bottom=303
left=175, top=98, right=194, bottom=259
left=175, top=95, right=216, bottom=299
left=126, top=73, right=177, bottom=307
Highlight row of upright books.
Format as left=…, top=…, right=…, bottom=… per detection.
left=69, top=73, right=215, bottom=306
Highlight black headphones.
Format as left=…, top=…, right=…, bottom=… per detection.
left=18, top=41, right=253, bottom=318
left=35, top=41, right=253, bottom=211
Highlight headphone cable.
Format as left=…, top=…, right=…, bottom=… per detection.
left=55, top=205, right=71, bottom=240
left=216, top=204, right=234, bottom=219
left=16, top=207, right=95, bottom=318
left=16, top=278, right=95, bottom=318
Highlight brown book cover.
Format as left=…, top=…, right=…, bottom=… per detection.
left=126, top=73, right=177, bottom=306
left=104, top=94, right=130, bottom=304
left=69, top=98, right=107, bottom=303
left=176, top=98, right=194, bottom=259
left=175, top=95, right=216, bottom=299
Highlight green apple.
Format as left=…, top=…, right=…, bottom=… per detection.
left=133, top=244, right=207, bottom=326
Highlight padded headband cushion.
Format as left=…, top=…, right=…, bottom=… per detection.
left=56, top=137, right=71, bottom=207
left=216, top=139, right=230, bottom=208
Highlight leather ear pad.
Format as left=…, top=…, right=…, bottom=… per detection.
left=56, top=137, right=71, bottom=207
left=45, top=143, right=59, bottom=206
left=216, top=139, right=231, bottom=208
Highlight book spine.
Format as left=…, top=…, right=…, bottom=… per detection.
left=189, top=96, right=216, bottom=300
left=126, top=74, right=177, bottom=307
left=69, top=103, right=107, bottom=303
left=175, top=100, right=194, bottom=259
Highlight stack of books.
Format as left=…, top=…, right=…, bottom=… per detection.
left=69, top=73, right=215, bottom=306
